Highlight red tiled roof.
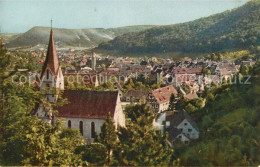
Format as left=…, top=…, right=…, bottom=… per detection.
left=175, top=74, right=196, bottom=83
left=173, top=67, right=202, bottom=75
left=40, top=29, right=60, bottom=79
left=57, top=90, right=119, bottom=119
left=219, top=68, right=231, bottom=76
left=152, top=85, right=178, bottom=104
left=64, top=73, right=98, bottom=85
left=107, top=68, right=120, bottom=72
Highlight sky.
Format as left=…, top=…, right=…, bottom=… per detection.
left=0, top=0, right=248, bottom=33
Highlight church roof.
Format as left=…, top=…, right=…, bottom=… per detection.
left=40, top=29, right=60, bottom=79
left=57, top=90, right=119, bottom=119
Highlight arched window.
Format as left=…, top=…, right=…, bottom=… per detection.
left=79, top=121, right=83, bottom=136
left=68, top=120, right=71, bottom=128
left=91, top=122, right=95, bottom=138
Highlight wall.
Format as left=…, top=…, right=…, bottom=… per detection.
left=113, top=93, right=126, bottom=128
left=60, top=117, right=105, bottom=139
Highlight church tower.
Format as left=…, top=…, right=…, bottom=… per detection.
left=91, top=50, right=96, bottom=71
left=40, top=28, right=64, bottom=102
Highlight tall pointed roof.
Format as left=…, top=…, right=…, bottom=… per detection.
left=40, top=29, right=60, bottom=79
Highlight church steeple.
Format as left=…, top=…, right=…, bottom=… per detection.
left=40, top=27, right=64, bottom=97
left=40, top=28, right=60, bottom=79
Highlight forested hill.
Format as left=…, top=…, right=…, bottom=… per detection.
left=98, top=0, right=260, bottom=54
left=177, top=62, right=260, bottom=166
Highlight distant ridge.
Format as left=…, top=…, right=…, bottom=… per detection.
left=4, top=25, right=156, bottom=48
left=98, top=0, right=260, bottom=54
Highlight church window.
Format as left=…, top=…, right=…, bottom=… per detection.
left=91, top=122, right=95, bottom=138
left=68, top=120, right=71, bottom=128
left=46, top=69, right=49, bottom=79
left=79, top=121, right=83, bottom=135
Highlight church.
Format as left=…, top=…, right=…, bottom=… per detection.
left=32, top=28, right=125, bottom=140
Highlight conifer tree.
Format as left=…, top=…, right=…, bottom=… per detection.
left=115, top=103, right=173, bottom=166
left=168, top=93, right=175, bottom=111
left=99, top=113, right=118, bottom=165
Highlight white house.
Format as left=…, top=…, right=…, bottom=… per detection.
left=165, top=110, right=199, bottom=144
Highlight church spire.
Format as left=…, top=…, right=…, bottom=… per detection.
left=40, top=27, right=60, bottom=79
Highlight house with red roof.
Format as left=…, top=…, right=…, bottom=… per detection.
left=146, top=85, right=178, bottom=113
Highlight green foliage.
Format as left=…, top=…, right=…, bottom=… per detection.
left=175, top=96, right=187, bottom=110
left=178, top=62, right=260, bottom=166
left=0, top=83, right=85, bottom=166
left=114, top=103, right=173, bottom=166
left=99, top=113, right=118, bottom=165
left=168, top=93, right=175, bottom=111
left=0, top=43, right=86, bottom=166
left=239, top=64, right=249, bottom=75
left=75, top=143, right=107, bottom=166
left=182, top=85, right=191, bottom=94
left=123, top=76, right=159, bottom=92
left=99, top=0, right=260, bottom=54
left=202, top=66, right=211, bottom=75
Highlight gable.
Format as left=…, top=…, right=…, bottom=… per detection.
left=177, top=119, right=199, bottom=132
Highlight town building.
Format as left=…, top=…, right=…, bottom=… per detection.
left=165, top=110, right=199, bottom=144
left=146, top=85, right=178, bottom=113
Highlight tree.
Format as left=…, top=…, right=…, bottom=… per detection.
left=202, top=67, right=211, bottom=75
left=185, top=103, right=197, bottom=113
left=175, top=96, right=186, bottom=110
left=0, top=42, right=18, bottom=151
left=124, top=79, right=135, bottom=91
left=115, top=103, right=173, bottom=166
left=99, top=113, right=118, bottom=165
left=168, top=93, right=175, bottom=111
left=75, top=143, right=107, bottom=166
left=0, top=42, right=85, bottom=165
left=202, top=86, right=210, bottom=98
left=239, top=64, right=249, bottom=75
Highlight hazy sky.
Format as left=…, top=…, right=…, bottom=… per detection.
left=0, top=0, right=248, bottom=33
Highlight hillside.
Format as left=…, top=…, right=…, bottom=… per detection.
left=176, top=62, right=260, bottom=166
left=4, top=25, right=156, bottom=48
left=98, top=0, right=260, bottom=54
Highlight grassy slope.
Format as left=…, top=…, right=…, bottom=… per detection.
left=5, top=25, right=156, bottom=48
